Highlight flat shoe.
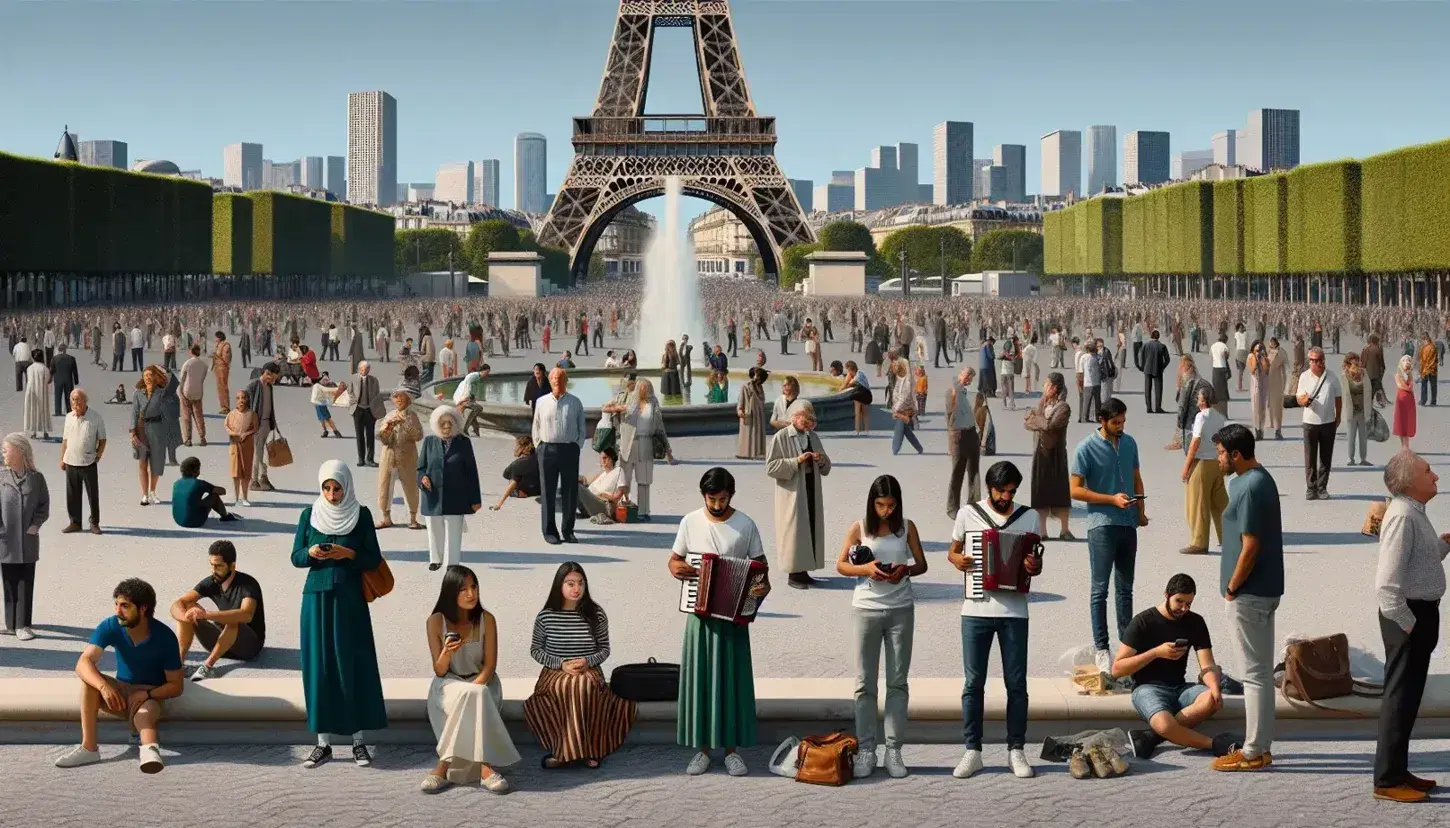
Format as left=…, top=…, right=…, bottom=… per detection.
left=375, top=520, right=393, bottom=529
left=421, top=773, right=451, bottom=794
left=480, top=772, right=512, bottom=794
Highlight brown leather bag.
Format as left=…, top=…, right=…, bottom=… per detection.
left=1361, top=500, right=1389, bottom=537
left=794, top=731, right=857, bottom=786
left=1280, top=633, right=1353, bottom=709
left=265, top=432, right=294, bottom=468
left=362, top=558, right=394, bottom=603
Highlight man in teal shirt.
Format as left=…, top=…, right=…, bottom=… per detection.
left=172, top=457, right=240, bottom=527
left=1210, top=423, right=1282, bottom=773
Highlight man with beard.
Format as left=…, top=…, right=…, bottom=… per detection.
left=169, top=540, right=266, bottom=681
left=1113, top=573, right=1239, bottom=760
left=55, top=578, right=184, bottom=773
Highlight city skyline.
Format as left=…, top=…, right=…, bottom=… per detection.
left=4, top=1, right=1448, bottom=219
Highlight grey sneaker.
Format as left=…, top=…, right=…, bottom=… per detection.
left=853, top=748, right=876, bottom=779
left=54, top=745, right=102, bottom=768
left=138, top=743, right=164, bottom=773
left=685, top=751, right=711, bottom=776
left=724, top=752, right=748, bottom=777
left=191, top=663, right=217, bottom=682
left=16, top=627, right=34, bottom=641
left=883, top=747, right=909, bottom=778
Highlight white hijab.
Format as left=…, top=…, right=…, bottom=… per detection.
left=310, top=460, right=361, bottom=536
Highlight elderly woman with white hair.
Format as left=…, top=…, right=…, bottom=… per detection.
left=766, top=399, right=833, bottom=589
left=617, top=377, right=668, bottom=521
left=417, top=406, right=481, bottom=572
left=0, top=433, right=50, bottom=640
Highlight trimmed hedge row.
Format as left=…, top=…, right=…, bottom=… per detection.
left=213, top=194, right=253, bottom=275
left=331, top=203, right=395, bottom=279
left=1361, top=139, right=1450, bottom=272
left=1286, top=161, right=1361, bottom=274
left=1212, top=180, right=1244, bottom=276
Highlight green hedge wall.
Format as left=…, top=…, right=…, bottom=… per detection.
left=1121, top=196, right=1145, bottom=274
left=0, top=153, right=72, bottom=272
left=1079, top=198, right=1122, bottom=275
left=1245, top=174, right=1287, bottom=274
left=1286, top=160, right=1361, bottom=274
left=1361, top=139, right=1450, bottom=272
left=249, top=192, right=332, bottom=276
left=1360, top=148, right=1404, bottom=273
left=329, top=203, right=396, bottom=279
left=1212, top=180, right=1244, bottom=276
left=212, top=194, right=253, bottom=275
left=1042, top=211, right=1062, bottom=274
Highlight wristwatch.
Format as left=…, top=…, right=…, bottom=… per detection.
left=1226, top=585, right=1239, bottom=598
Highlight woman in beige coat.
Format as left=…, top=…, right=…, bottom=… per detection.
left=1266, top=336, right=1288, bottom=439
left=376, top=389, right=424, bottom=529
left=617, top=378, right=666, bottom=521
left=735, top=367, right=767, bottom=460
left=765, top=399, right=832, bottom=589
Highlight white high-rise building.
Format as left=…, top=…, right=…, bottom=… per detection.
left=223, top=142, right=263, bottom=191
left=1173, top=149, right=1215, bottom=181
left=1085, top=125, right=1117, bottom=195
left=933, top=121, right=974, bottom=206
left=1040, top=130, right=1082, bottom=198
left=514, top=133, right=548, bottom=213
left=79, top=140, right=127, bottom=169
left=972, top=159, right=993, bottom=202
left=300, top=156, right=324, bottom=190
left=346, top=90, right=398, bottom=206
left=1212, top=129, right=1237, bottom=167
left=993, top=145, right=1027, bottom=204
left=1124, top=131, right=1170, bottom=186
left=474, top=159, right=500, bottom=207
left=1242, top=108, right=1301, bottom=172
left=435, top=161, right=474, bottom=204
left=326, top=156, right=346, bottom=199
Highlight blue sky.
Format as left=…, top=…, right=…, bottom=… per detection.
left=3, top=0, right=1449, bottom=224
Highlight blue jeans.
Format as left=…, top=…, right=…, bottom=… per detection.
left=960, top=616, right=1029, bottom=750
left=1087, top=524, right=1138, bottom=652
left=1131, top=682, right=1206, bottom=723
left=892, top=418, right=923, bottom=454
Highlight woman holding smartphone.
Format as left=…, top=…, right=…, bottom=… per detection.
left=835, top=474, right=928, bottom=779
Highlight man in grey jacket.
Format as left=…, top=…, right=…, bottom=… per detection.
left=350, top=361, right=385, bottom=468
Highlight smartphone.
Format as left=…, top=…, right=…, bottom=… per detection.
left=319, top=543, right=333, bottom=552
left=444, top=632, right=461, bottom=643
left=1126, top=494, right=1148, bottom=504
left=1174, top=638, right=1189, bottom=649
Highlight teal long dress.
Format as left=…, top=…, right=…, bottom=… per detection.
left=291, top=506, right=389, bottom=735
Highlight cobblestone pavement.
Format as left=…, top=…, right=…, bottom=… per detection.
left=3, top=740, right=1448, bottom=828
left=1, top=335, right=1446, bottom=683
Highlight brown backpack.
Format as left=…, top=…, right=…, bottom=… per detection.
left=794, top=731, right=858, bottom=786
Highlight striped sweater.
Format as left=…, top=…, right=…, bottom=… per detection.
left=530, top=608, right=610, bottom=670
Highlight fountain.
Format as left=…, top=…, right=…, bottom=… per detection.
left=634, top=176, right=708, bottom=366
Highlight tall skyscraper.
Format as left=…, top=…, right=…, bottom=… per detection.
left=1124, top=130, right=1170, bottom=186
left=1242, top=108, right=1301, bottom=172
left=972, top=160, right=993, bottom=202
left=1085, top=125, right=1117, bottom=195
left=856, top=146, right=899, bottom=211
left=326, top=156, right=346, bottom=199
left=993, top=144, right=1027, bottom=203
left=1173, top=149, right=1215, bottom=180
left=223, top=142, right=263, bottom=191
left=814, top=181, right=853, bottom=213
left=474, top=159, right=501, bottom=207
left=1039, top=131, right=1082, bottom=198
left=932, top=121, right=974, bottom=206
left=1212, top=129, right=1237, bottom=166
left=788, top=179, right=813, bottom=212
left=300, top=156, right=324, bottom=190
left=435, top=161, right=475, bottom=204
left=830, top=170, right=854, bottom=186
left=514, top=133, right=548, bottom=212
left=896, top=143, right=919, bottom=206
left=985, top=166, right=1007, bottom=201
left=79, top=140, right=127, bottom=169
left=347, top=90, right=398, bottom=206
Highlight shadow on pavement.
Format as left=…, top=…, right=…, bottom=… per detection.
left=384, top=550, right=628, bottom=566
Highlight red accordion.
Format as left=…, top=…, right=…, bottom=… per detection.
left=679, top=552, right=766, bottom=625
left=965, top=528, right=1042, bottom=597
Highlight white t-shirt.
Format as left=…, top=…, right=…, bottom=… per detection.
left=1191, top=408, right=1225, bottom=460
left=1210, top=341, right=1230, bottom=368
left=672, top=508, right=765, bottom=561
left=1233, top=331, right=1248, bottom=354
left=589, top=465, right=623, bottom=497
left=604, top=356, right=619, bottom=368
left=11, top=342, right=29, bottom=362
left=851, top=521, right=915, bottom=611
left=1299, top=369, right=1342, bottom=425
left=951, top=500, right=1043, bottom=619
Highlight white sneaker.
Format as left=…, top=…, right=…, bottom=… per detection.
left=54, top=745, right=101, bottom=768
left=853, top=748, right=876, bottom=779
left=884, top=747, right=909, bottom=778
left=685, top=751, right=711, bottom=776
left=240, top=498, right=252, bottom=507
left=952, top=749, right=983, bottom=779
left=1094, top=649, right=1113, bottom=674
left=16, top=627, right=34, bottom=641
left=723, top=752, right=748, bottom=777
left=1008, top=748, right=1035, bottom=778
left=138, top=743, right=164, bottom=773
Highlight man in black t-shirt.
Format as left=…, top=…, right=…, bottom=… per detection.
left=1111, top=573, right=1238, bottom=759
left=168, top=540, right=266, bottom=681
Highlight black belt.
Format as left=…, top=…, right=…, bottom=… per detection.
left=452, top=672, right=478, bottom=681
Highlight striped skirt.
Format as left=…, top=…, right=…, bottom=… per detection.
left=522, top=668, right=636, bottom=764
left=677, top=614, right=757, bottom=750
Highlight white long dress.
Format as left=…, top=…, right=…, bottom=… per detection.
left=426, top=622, right=520, bottom=783
left=23, top=361, right=50, bottom=435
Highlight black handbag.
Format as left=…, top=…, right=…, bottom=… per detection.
left=609, top=657, right=680, bottom=702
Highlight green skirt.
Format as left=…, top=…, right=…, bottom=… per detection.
left=677, top=614, right=757, bottom=749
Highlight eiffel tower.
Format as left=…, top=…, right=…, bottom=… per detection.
left=537, top=0, right=815, bottom=284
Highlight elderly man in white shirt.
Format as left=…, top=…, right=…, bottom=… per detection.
left=532, top=368, right=587, bottom=545
left=129, top=326, right=145, bottom=372
left=1297, top=346, right=1342, bottom=500
left=60, top=388, right=107, bottom=534
left=12, top=337, right=30, bottom=392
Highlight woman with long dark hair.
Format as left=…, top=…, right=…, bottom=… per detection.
left=660, top=340, right=683, bottom=397
left=524, top=562, right=636, bottom=769
left=419, top=324, right=437, bottom=383
left=422, top=564, right=518, bottom=794
left=524, top=363, right=550, bottom=412
left=834, top=474, right=927, bottom=778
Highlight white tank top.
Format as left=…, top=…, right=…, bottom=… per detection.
left=851, top=522, right=915, bottom=611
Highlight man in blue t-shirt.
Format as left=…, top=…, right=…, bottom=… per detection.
left=1070, top=397, right=1148, bottom=674
left=54, top=578, right=184, bottom=774
left=171, top=456, right=239, bottom=528
left=1210, top=423, right=1283, bottom=773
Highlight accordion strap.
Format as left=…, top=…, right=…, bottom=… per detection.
left=968, top=503, right=1032, bottom=530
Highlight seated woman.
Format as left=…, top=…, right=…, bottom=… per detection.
left=524, top=562, right=635, bottom=769
left=284, top=339, right=304, bottom=385
left=423, top=564, right=519, bottom=794
left=490, top=436, right=540, bottom=511
left=706, top=370, right=728, bottom=404
left=577, top=446, right=626, bottom=524
left=299, top=344, right=320, bottom=386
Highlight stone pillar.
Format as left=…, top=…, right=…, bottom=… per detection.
left=486, top=252, right=545, bottom=298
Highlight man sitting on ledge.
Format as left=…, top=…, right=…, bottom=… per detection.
left=1113, top=573, right=1240, bottom=760
left=170, top=540, right=267, bottom=681
left=171, top=456, right=240, bottom=526
left=55, top=578, right=184, bottom=774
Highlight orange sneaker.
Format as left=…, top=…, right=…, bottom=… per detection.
left=1374, top=785, right=1428, bottom=803
left=1406, top=774, right=1437, bottom=793
left=1211, top=749, right=1272, bottom=772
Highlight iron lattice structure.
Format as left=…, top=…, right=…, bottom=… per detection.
left=537, top=0, right=814, bottom=282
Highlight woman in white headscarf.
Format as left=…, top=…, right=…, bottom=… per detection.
left=291, top=460, right=388, bottom=768
left=418, top=406, right=481, bottom=572
left=22, top=349, right=50, bottom=439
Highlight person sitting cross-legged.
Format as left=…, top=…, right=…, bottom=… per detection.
left=1113, top=573, right=1241, bottom=760
left=171, top=456, right=239, bottom=526
left=55, top=578, right=184, bottom=773
left=577, top=446, right=627, bottom=524
left=169, top=540, right=267, bottom=681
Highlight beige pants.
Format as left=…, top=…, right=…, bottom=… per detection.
left=215, top=370, right=230, bottom=411
left=180, top=396, right=206, bottom=442
left=377, top=448, right=419, bottom=520
left=1184, top=458, right=1228, bottom=549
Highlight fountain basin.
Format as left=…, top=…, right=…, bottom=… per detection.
left=426, top=368, right=857, bottom=437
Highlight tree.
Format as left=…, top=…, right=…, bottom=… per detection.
left=777, top=242, right=821, bottom=290
left=394, top=228, right=462, bottom=275
left=877, top=225, right=972, bottom=286
left=462, top=219, right=522, bottom=278
left=971, top=229, right=1044, bottom=273
left=587, top=249, right=606, bottom=281
left=817, top=219, right=888, bottom=276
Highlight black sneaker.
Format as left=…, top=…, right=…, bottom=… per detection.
left=1211, top=733, right=1241, bottom=757
left=352, top=743, right=372, bottom=767
left=1129, top=729, right=1162, bottom=760
left=302, top=745, right=331, bottom=768
left=219, top=513, right=241, bottom=522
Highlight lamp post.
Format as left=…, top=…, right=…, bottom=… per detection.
left=899, top=248, right=910, bottom=298
left=940, top=234, right=949, bottom=297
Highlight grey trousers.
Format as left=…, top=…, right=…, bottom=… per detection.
left=1228, top=594, right=1279, bottom=759
left=577, top=485, right=611, bottom=518
left=853, top=604, right=915, bottom=752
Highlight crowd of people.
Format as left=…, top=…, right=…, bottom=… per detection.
left=2, top=283, right=1447, bottom=802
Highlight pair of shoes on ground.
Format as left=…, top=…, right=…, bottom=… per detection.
left=953, top=748, right=1034, bottom=779
left=1374, top=775, right=1437, bottom=802
left=853, top=746, right=909, bottom=779
left=686, top=751, right=747, bottom=776
left=301, top=743, right=372, bottom=769
left=2, top=626, right=35, bottom=640
left=421, top=770, right=512, bottom=794
left=55, top=743, right=164, bottom=774
left=1068, top=744, right=1128, bottom=779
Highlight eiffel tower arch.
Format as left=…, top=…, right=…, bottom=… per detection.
left=537, top=0, right=815, bottom=284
